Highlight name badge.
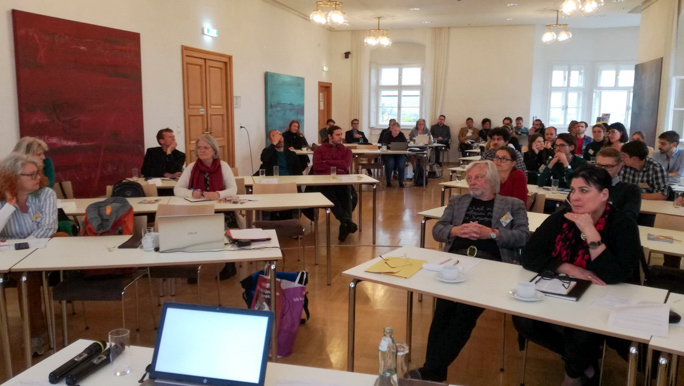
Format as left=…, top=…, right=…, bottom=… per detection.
left=538, top=165, right=546, bottom=172
left=467, top=130, right=473, bottom=137
left=31, top=212, right=41, bottom=221
left=638, top=182, right=649, bottom=189
left=588, top=149, right=594, bottom=155
left=500, top=212, right=513, bottom=227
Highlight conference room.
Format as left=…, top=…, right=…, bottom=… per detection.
left=1, top=0, right=684, bottom=385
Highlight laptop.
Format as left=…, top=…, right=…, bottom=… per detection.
left=157, top=214, right=225, bottom=252
left=147, top=303, right=273, bottom=386
left=413, top=135, right=430, bottom=145
left=390, top=141, right=408, bottom=151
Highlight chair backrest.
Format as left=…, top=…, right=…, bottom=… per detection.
left=521, top=145, right=528, bottom=153
left=235, top=177, right=246, bottom=195
left=648, top=146, right=655, bottom=158
left=526, top=192, right=536, bottom=211
left=154, top=204, right=215, bottom=231
left=106, top=185, right=113, bottom=197
left=231, top=167, right=239, bottom=176
left=531, top=193, right=546, bottom=213
left=654, top=214, right=684, bottom=231
left=252, top=183, right=297, bottom=194
left=357, top=144, right=378, bottom=151
left=143, top=184, right=158, bottom=197
left=54, top=181, right=74, bottom=199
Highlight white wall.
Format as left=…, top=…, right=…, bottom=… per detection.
left=530, top=26, right=640, bottom=132
left=0, top=0, right=331, bottom=176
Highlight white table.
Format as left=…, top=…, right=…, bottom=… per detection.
left=127, top=177, right=177, bottom=189
left=458, top=155, right=481, bottom=164
left=0, top=243, right=38, bottom=378
left=640, top=199, right=684, bottom=217
left=342, top=246, right=668, bottom=383
left=438, top=180, right=569, bottom=206
left=246, top=175, right=381, bottom=244
left=11, top=234, right=281, bottom=369
left=447, top=166, right=466, bottom=181
left=648, top=293, right=684, bottom=385
left=58, top=197, right=172, bottom=216
left=1, top=339, right=417, bottom=386
left=168, top=193, right=338, bottom=285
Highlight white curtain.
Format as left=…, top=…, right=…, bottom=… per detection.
left=350, top=30, right=365, bottom=122
left=430, top=27, right=450, bottom=121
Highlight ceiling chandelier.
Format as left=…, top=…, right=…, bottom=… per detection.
left=561, top=0, right=604, bottom=15
left=364, top=17, right=392, bottom=47
left=310, top=1, right=346, bottom=27
left=542, top=10, right=572, bottom=44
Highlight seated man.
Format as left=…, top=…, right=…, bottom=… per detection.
left=379, top=121, right=408, bottom=187
left=258, top=130, right=302, bottom=176
left=514, top=116, right=529, bottom=136
left=481, top=128, right=527, bottom=173
left=141, top=128, right=185, bottom=178
left=313, top=125, right=358, bottom=241
left=537, top=133, right=587, bottom=189
left=457, top=117, right=479, bottom=157
left=344, top=119, right=369, bottom=144
left=619, top=140, right=668, bottom=200
left=653, top=131, right=684, bottom=187
left=430, top=115, right=451, bottom=165
left=412, top=160, right=529, bottom=382
left=319, top=119, right=335, bottom=143
left=595, top=148, right=641, bottom=222
left=378, top=119, right=396, bottom=144
left=540, top=126, right=557, bottom=163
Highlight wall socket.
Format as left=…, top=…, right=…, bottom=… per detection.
left=234, top=96, right=241, bottom=108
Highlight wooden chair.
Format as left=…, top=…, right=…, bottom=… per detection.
left=355, top=144, right=384, bottom=183
left=105, top=183, right=157, bottom=197
left=649, top=214, right=684, bottom=267
left=527, top=193, right=546, bottom=213
left=54, top=181, right=74, bottom=199
left=235, top=177, right=247, bottom=195
left=231, top=167, right=239, bottom=176
left=521, top=145, right=528, bottom=153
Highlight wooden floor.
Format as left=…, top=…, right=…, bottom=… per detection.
left=1, top=165, right=681, bottom=385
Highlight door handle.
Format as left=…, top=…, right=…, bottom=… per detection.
left=204, top=128, right=211, bottom=134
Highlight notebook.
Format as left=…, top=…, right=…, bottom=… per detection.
left=148, top=303, right=273, bottom=386
left=157, top=214, right=225, bottom=252
left=529, top=274, right=591, bottom=302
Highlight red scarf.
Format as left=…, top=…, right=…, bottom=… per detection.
left=189, top=158, right=223, bottom=192
left=552, top=204, right=610, bottom=269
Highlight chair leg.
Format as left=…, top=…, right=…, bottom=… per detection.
left=298, top=236, right=302, bottom=263
left=61, top=300, right=68, bottom=347
left=70, top=301, right=75, bottom=316
left=520, top=339, right=528, bottom=386
left=121, top=292, right=126, bottom=329
left=157, top=279, right=164, bottom=306
left=197, top=266, right=203, bottom=304
left=215, top=266, right=222, bottom=306
left=171, top=279, right=176, bottom=297
left=146, top=270, right=158, bottom=329
left=82, top=302, right=89, bottom=330
left=135, top=281, right=139, bottom=332
left=598, top=340, right=606, bottom=386
left=501, top=315, right=506, bottom=372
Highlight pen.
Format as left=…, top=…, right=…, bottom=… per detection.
left=438, top=258, right=450, bottom=265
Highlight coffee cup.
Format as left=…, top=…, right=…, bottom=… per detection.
left=441, top=265, right=463, bottom=280
left=517, top=282, right=537, bottom=299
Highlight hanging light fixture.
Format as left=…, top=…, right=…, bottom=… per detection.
left=562, top=0, right=604, bottom=15
left=310, top=1, right=346, bottom=27
left=364, top=17, right=392, bottom=47
left=542, top=11, right=571, bottom=44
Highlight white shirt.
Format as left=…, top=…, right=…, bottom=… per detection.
left=174, top=160, right=238, bottom=199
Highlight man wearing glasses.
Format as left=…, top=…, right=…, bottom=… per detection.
left=410, top=161, right=529, bottom=382
left=537, top=133, right=588, bottom=189
left=595, top=147, right=641, bottom=221
left=481, top=128, right=527, bottom=173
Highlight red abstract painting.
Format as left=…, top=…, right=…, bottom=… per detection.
left=12, top=10, right=144, bottom=198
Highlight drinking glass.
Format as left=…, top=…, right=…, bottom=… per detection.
left=259, top=169, right=266, bottom=179
left=273, top=166, right=279, bottom=178
left=142, top=227, right=155, bottom=251
left=675, top=192, right=683, bottom=208
left=396, top=343, right=411, bottom=379
left=132, top=168, right=139, bottom=179
left=109, top=329, right=131, bottom=376
left=330, top=166, right=336, bottom=178
left=551, top=179, right=559, bottom=193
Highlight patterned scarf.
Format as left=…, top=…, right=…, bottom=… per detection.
left=551, top=204, right=610, bottom=268
left=188, top=158, right=223, bottom=192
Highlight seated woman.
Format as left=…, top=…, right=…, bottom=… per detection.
left=379, top=121, right=408, bottom=187
left=282, top=120, right=311, bottom=170
left=523, top=134, right=544, bottom=184
left=605, top=122, right=628, bottom=151
left=13, top=137, right=55, bottom=188
left=408, top=118, right=433, bottom=144
left=0, top=153, right=57, bottom=355
left=494, top=147, right=528, bottom=204
left=514, top=166, right=641, bottom=386
left=583, top=124, right=607, bottom=161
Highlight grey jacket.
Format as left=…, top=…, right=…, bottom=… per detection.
left=433, top=193, right=530, bottom=264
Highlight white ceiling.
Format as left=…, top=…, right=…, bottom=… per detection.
left=271, top=0, right=642, bottom=30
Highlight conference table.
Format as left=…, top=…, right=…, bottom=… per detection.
left=648, top=293, right=684, bottom=385
left=447, top=166, right=467, bottom=181
left=58, top=197, right=172, bottom=216
left=458, top=155, right=481, bottom=164
left=343, top=246, right=669, bottom=386
left=10, top=233, right=282, bottom=370
left=245, top=174, right=381, bottom=244
left=439, top=180, right=568, bottom=206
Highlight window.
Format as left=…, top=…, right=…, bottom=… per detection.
left=667, top=76, right=684, bottom=138
left=592, top=65, right=635, bottom=127
left=377, top=65, right=422, bottom=126
left=549, top=65, right=584, bottom=127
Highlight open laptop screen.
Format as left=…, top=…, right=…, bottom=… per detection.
left=150, top=303, right=273, bottom=386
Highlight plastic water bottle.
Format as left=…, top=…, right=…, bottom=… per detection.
left=376, top=327, right=398, bottom=386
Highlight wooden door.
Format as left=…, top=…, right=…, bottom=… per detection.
left=182, top=46, right=235, bottom=165
left=318, top=82, right=332, bottom=130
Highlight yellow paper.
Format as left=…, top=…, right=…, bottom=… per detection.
left=365, top=257, right=427, bottom=279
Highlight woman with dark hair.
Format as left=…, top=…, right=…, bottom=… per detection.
left=479, top=118, right=492, bottom=142
left=583, top=124, right=607, bottom=160
left=524, top=134, right=545, bottom=184
left=514, top=165, right=641, bottom=386
left=282, top=120, right=311, bottom=169
left=494, top=146, right=528, bottom=203
left=605, top=122, right=628, bottom=151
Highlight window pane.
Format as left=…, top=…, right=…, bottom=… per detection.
left=550, top=92, right=564, bottom=108
left=550, top=108, right=564, bottom=125
left=569, top=67, right=583, bottom=87
left=380, top=90, right=398, bottom=123
left=402, top=67, right=421, bottom=85
left=566, top=108, right=580, bottom=123
left=567, top=92, right=581, bottom=108
left=599, top=67, right=616, bottom=87
left=380, top=68, right=399, bottom=86
left=618, top=69, right=635, bottom=87
left=401, top=108, right=420, bottom=125
left=552, top=70, right=566, bottom=87
left=401, top=90, right=420, bottom=108
left=598, top=90, right=628, bottom=124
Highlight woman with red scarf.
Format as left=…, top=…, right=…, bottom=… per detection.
left=174, top=134, right=237, bottom=200
left=513, top=166, right=641, bottom=386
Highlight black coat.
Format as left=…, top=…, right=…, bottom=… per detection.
left=258, top=145, right=303, bottom=176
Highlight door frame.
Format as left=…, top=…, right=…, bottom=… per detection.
left=181, top=45, right=235, bottom=166
left=318, top=81, right=332, bottom=131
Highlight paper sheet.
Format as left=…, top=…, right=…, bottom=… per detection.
left=534, top=278, right=575, bottom=295
left=56, top=200, right=77, bottom=212
left=608, top=304, right=670, bottom=338
left=591, top=295, right=637, bottom=311
left=365, top=256, right=427, bottom=278
left=147, top=178, right=163, bottom=186
left=227, top=228, right=270, bottom=241
left=335, top=175, right=360, bottom=182
left=259, top=177, right=279, bottom=184
left=275, top=382, right=344, bottom=386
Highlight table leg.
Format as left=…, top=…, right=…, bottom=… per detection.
left=441, top=187, right=446, bottom=206
left=0, top=276, right=12, bottom=379
left=645, top=346, right=654, bottom=385
left=348, top=279, right=360, bottom=372
left=669, top=355, right=678, bottom=386
left=270, top=261, right=278, bottom=362
left=21, top=272, right=31, bottom=368
left=626, top=342, right=639, bottom=386
left=449, top=170, right=454, bottom=181
left=358, top=184, right=363, bottom=232
left=423, top=154, right=427, bottom=192
left=246, top=209, right=253, bottom=229
left=372, top=184, right=377, bottom=245
left=406, top=291, right=413, bottom=363
left=314, top=208, right=319, bottom=265
left=326, top=209, right=331, bottom=285
left=420, top=217, right=427, bottom=248
left=41, top=272, right=55, bottom=351
left=656, top=353, right=669, bottom=386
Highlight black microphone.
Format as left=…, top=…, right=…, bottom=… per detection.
left=65, top=347, right=112, bottom=386
left=48, top=340, right=106, bottom=384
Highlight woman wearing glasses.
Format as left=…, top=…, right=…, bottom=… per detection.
left=494, top=147, right=528, bottom=204
left=0, top=153, right=57, bottom=356
left=605, top=122, right=629, bottom=151
left=537, top=133, right=588, bottom=189
left=514, top=166, right=641, bottom=386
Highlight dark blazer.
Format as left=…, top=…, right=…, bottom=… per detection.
left=345, top=130, right=369, bottom=144
left=141, top=147, right=185, bottom=178
left=433, top=194, right=530, bottom=264
left=258, top=145, right=303, bottom=176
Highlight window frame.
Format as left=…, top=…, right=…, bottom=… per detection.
left=548, top=65, right=585, bottom=128
left=591, top=63, right=636, bottom=129
left=376, top=64, right=423, bottom=128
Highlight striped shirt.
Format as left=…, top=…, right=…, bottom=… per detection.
left=0, top=187, right=57, bottom=239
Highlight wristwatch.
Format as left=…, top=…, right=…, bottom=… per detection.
left=588, top=240, right=603, bottom=250
left=490, top=229, right=497, bottom=239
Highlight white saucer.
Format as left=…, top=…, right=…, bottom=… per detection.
left=435, top=272, right=466, bottom=283
left=509, top=289, right=544, bottom=302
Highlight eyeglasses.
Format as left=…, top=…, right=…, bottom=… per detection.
left=537, top=270, right=572, bottom=289
left=596, top=163, right=619, bottom=170
left=19, top=171, right=40, bottom=180
left=607, top=129, right=619, bottom=135
left=554, top=144, right=569, bottom=149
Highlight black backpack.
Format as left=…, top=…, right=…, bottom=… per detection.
left=111, top=180, right=145, bottom=197
left=413, top=163, right=426, bottom=186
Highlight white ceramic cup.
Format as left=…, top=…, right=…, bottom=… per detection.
left=517, top=281, right=537, bottom=299
left=441, top=265, right=463, bottom=280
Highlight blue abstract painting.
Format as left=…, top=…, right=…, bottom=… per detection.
left=265, top=72, right=305, bottom=145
